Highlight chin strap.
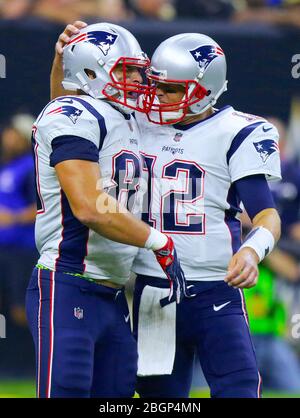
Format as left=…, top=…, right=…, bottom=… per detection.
left=108, top=98, right=136, bottom=114
left=189, top=80, right=228, bottom=115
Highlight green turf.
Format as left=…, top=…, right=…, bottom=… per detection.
left=0, top=380, right=35, bottom=398
left=0, top=381, right=299, bottom=398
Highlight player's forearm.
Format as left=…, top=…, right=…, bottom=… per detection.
left=239, top=208, right=281, bottom=264
left=51, top=21, right=88, bottom=100
left=252, top=208, right=281, bottom=244
left=55, top=160, right=162, bottom=249
left=72, top=191, right=150, bottom=247
left=50, top=54, right=73, bottom=100
left=225, top=208, right=281, bottom=287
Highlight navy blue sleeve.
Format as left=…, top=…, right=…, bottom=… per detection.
left=50, top=135, right=99, bottom=167
left=234, top=174, right=276, bottom=220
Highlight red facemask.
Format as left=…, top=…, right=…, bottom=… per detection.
left=102, top=56, right=156, bottom=113
left=142, top=69, right=208, bottom=124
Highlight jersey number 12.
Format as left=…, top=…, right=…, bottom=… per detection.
left=141, top=154, right=205, bottom=234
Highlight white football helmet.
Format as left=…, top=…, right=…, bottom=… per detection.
left=62, top=22, right=151, bottom=114
left=143, top=33, right=228, bottom=124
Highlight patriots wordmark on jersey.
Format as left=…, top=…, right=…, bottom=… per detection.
left=32, top=95, right=143, bottom=285
left=133, top=106, right=281, bottom=280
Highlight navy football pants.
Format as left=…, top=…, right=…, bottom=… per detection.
left=26, top=268, right=137, bottom=398
left=133, top=276, right=261, bottom=398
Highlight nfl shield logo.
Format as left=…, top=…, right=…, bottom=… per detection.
left=74, top=307, right=84, bottom=320
left=173, top=132, right=183, bottom=142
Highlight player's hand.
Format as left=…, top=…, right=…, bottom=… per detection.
left=154, top=236, right=192, bottom=306
left=224, top=247, right=259, bottom=289
left=55, top=21, right=88, bottom=55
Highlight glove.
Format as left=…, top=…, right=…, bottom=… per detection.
left=153, top=236, right=193, bottom=307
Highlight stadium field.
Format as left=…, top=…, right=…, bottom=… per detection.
left=0, top=380, right=299, bottom=398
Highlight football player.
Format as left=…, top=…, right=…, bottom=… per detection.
left=26, top=23, right=188, bottom=398
left=131, top=33, right=281, bottom=398
left=50, top=26, right=281, bottom=397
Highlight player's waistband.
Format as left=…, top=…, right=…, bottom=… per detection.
left=28, top=267, right=124, bottom=296
left=37, top=263, right=123, bottom=289
left=135, top=274, right=224, bottom=295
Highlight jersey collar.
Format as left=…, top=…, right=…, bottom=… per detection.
left=173, top=105, right=232, bottom=131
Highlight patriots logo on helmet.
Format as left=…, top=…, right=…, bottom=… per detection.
left=67, top=30, right=118, bottom=56
left=190, top=45, right=224, bottom=72
left=47, top=106, right=83, bottom=124
left=253, top=140, right=279, bottom=163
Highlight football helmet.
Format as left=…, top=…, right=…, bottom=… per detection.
left=143, top=33, right=228, bottom=124
left=62, top=23, right=151, bottom=114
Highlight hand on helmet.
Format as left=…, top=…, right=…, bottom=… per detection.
left=55, top=21, right=87, bottom=55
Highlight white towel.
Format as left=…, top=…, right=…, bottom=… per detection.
left=137, top=285, right=176, bottom=376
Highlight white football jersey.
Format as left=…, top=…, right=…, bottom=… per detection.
left=33, top=95, right=142, bottom=285
left=133, top=105, right=281, bottom=280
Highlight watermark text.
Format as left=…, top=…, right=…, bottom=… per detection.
left=0, top=314, right=6, bottom=338
left=0, top=54, right=6, bottom=79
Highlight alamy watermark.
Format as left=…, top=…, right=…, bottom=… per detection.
left=291, top=54, right=300, bottom=79
left=0, top=54, right=6, bottom=79
left=291, top=314, right=300, bottom=339
left=95, top=173, right=205, bottom=222
left=0, top=314, right=6, bottom=338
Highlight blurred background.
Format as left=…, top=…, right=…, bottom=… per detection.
left=0, top=0, right=300, bottom=397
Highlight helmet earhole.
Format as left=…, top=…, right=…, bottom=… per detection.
left=84, top=69, right=96, bottom=80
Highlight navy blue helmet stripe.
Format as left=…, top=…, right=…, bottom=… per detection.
left=226, top=121, right=264, bottom=165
